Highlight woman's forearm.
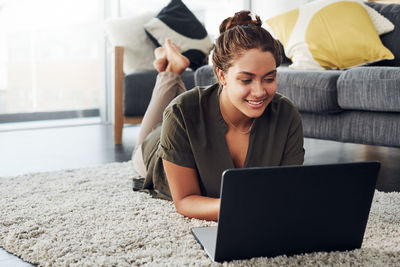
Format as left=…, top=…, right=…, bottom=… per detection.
left=175, top=195, right=220, bottom=221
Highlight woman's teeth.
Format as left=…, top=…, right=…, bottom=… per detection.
left=247, top=100, right=263, bottom=105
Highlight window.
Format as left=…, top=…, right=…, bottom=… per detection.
left=0, top=0, right=103, bottom=120
left=184, top=0, right=250, bottom=40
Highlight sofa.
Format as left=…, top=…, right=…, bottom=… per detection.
left=116, top=1, right=400, bottom=148
left=194, top=65, right=400, bottom=147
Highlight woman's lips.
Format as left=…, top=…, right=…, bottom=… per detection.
left=245, top=99, right=266, bottom=108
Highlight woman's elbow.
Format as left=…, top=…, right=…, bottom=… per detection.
left=173, top=198, right=189, bottom=217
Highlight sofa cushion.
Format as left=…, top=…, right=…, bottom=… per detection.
left=337, top=67, right=400, bottom=112
left=104, top=12, right=156, bottom=74
left=277, top=68, right=342, bottom=113
left=278, top=40, right=292, bottom=66
left=265, top=0, right=394, bottom=70
left=301, top=111, right=400, bottom=147
left=194, top=65, right=217, bottom=87
left=366, top=2, right=400, bottom=67
left=144, top=0, right=213, bottom=71
left=124, top=70, right=195, bottom=116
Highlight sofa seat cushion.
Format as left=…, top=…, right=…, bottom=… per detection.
left=124, top=70, right=195, bottom=117
left=301, top=111, right=400, bottom=147
left=337, top=67, right=400, bottom=112
left=277, top=68, right=342, bottom=113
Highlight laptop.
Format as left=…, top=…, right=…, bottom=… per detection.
left=191, top=161, right=380, bottom=262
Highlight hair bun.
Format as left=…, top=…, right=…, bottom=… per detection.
left=219, top=10, right=262, bottom=34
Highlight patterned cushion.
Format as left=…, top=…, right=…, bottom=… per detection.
left=144, top=0, right=213, bottom=70
left=265, top=0, right=394, bottom=70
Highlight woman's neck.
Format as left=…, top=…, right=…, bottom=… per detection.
left=219, top=89, right=254, bottom=134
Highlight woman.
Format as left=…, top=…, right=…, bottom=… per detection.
left=132, top=11, right=305, bottom=221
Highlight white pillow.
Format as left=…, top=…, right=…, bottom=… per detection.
left=263, top=2, right=394, bottom=39
left=104, top=12, right=156, bottom=74
left=364, top=4, right=394, bottom=35
left=265, top=0, right=394, bottom=70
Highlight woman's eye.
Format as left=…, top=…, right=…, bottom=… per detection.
left=264, top=77, right=275, bottom=83
left=241, top=79, right=252, bottom=84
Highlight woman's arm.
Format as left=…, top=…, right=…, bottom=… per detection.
left=163, top=159, right=220, bottom=221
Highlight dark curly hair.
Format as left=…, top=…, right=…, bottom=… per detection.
left=212, top=10, right=281, bottom=80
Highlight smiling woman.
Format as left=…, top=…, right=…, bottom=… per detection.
left=130, top=11, right=305, bottom=221
left=217, top=50, right=278, bottom=128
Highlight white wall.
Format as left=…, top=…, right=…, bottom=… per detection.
left=251, top=0, right=313, bottom=19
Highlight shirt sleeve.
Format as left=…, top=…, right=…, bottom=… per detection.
left=280, top=108, right=305, bottom=166
left=158, top=104, right=196, bottom=169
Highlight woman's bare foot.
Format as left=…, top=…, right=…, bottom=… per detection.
left=164, top=39, right=190, bottom=74
left=153, top=39, right=190, bottom=74
left=153, top=47, right=167, bottom=72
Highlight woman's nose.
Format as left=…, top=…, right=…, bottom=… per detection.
left=252, top=81, right=266, bottom=97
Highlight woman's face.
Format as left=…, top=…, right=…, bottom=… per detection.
left=218, top=48, right=277, bottom=120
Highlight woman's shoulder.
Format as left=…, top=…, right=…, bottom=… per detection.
left=272, top=93, right=298, bottom=110
left=166, top=83, right=220, bottom=114
left=269, top=93, right=301, bottom=119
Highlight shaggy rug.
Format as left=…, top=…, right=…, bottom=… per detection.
left=0, top=161, right=399, bottom=267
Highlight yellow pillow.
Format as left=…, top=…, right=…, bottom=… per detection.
left=266, top=0, right=394, bottom=70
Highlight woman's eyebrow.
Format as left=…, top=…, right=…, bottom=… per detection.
left=237, top=71, right=255, bottom=76
left=238, top=70, right=277, bottom=76
left=264, top=70, right=277, bottom=76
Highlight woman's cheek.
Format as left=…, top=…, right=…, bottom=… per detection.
left=232, top=85, right=248, bottom=100
left=268, top=83, right=277, bottom=95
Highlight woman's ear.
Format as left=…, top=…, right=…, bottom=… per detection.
left=216, top=67, right=227, bottom=86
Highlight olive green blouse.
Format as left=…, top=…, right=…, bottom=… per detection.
left=141, top=83, right=305, bottom=200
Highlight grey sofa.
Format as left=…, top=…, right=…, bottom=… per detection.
left=194, top=2, right=400, bottom=148
left=120, top=1, right=399, bottom=147
left=124, top=70, right=195, bottom=117
left=194, top=65, right=400, bottom=147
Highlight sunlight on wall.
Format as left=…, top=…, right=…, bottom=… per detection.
left=251, top=0, right=314, bottom=19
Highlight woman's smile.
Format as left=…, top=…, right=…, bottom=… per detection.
left=245, top=98, right=266, bottom=108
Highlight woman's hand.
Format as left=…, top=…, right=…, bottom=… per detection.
left=163, top=159, right=220, bottom=221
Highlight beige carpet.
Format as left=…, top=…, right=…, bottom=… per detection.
left=0, top=161, right=399, bottom=266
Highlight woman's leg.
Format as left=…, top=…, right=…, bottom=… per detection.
left=135, top=39, right=190, bottom=148
left=132, top=39, right=189, bottom=177
left=135, top=72, right=186, bottom=148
